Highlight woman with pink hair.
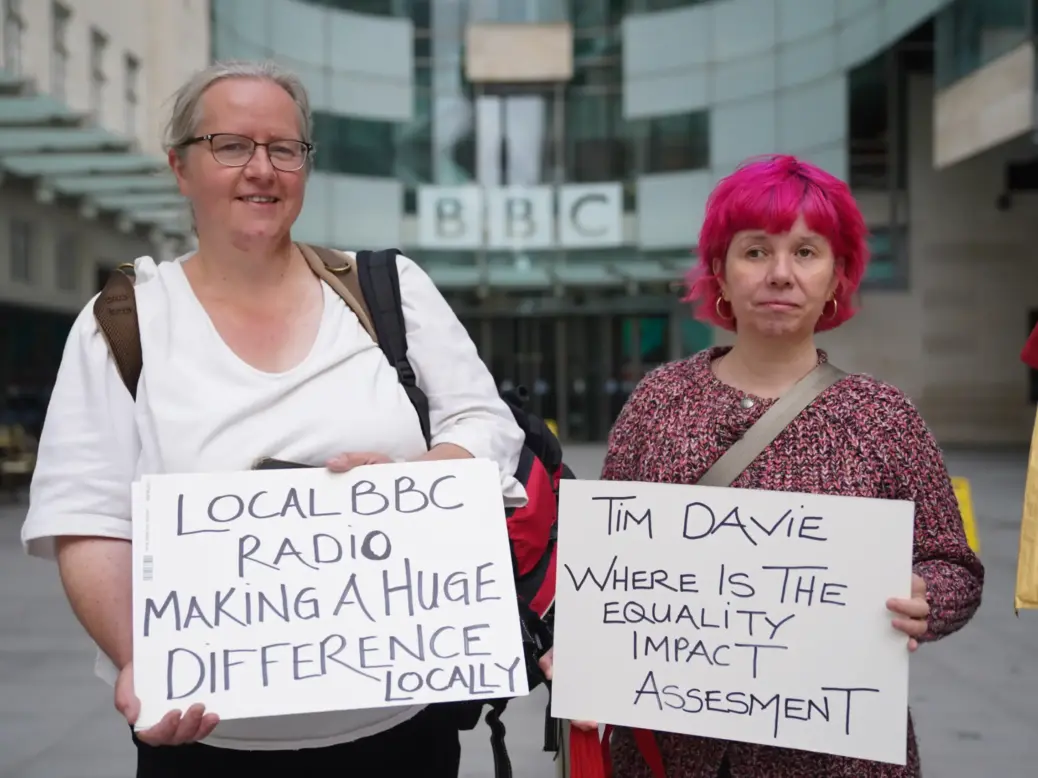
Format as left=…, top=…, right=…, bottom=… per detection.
left=543, top=155, right=983, bottom=777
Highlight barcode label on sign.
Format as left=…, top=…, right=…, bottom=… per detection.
left=142, top=555, right=154, bottom=582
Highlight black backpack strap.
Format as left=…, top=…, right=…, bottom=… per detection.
left=354, top=249, right=432, bottom=448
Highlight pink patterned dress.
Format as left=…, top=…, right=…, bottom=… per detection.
left=601, top=347, right=985, bottom=778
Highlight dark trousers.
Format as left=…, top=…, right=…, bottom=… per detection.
left=133, top=707, right=461, bottom=777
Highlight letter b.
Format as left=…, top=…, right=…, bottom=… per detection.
left=505, top=198, right=535, bottom=239
left=352, top=481, right=390, bottom=516
left=395, top=477, right=430, bottom=514
left=436, top=199, right=465, bottom=239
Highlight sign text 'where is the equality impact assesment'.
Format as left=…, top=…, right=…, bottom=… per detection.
left=130, top=458, right=529, bottom=728
left=550, top=479, right=915, bottom=766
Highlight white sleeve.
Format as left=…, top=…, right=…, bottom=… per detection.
left=21, top=300, right=140, bottom=560
left=396, top=254, right=528, bottom=508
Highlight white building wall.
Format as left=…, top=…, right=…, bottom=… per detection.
left=0, top=185, right=152, bottom=313
left=16, top=0, right=210, bottom=153
left=0, top=1, right=210, bottom=313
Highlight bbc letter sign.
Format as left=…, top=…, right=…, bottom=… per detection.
left=417, top=184, right=623, bottom=249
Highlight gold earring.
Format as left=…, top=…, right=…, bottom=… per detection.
left=715, top=295, right=733, bottom=321
left=825, top=297, right=838, bottom=319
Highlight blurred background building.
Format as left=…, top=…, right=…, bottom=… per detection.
left=0, top=0, right=207, bottom=429
left=3, top=0, right=1038, bottom=446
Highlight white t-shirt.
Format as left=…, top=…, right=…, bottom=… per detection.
left=21, top=250, right=528, bottom=751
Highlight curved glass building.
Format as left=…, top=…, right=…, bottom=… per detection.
left=210, top=0, right=1038, bottom=445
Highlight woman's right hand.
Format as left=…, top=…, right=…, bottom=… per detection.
left=115, top=661, right=220, bottom=745
left=537, top=648, right=599, bottom=732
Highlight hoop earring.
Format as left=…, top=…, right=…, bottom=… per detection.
left=824, top=298, right=839, bottom=319
left=715, top=296, right=733, bottom=321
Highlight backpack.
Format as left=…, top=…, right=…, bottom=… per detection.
left=93, top=243, right=570, bottom=777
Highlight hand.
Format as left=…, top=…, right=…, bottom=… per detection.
left=887, top=573, right=930, bottom=652
left=537, top=648, right=598, bottom=732
left=326, top=452, right=393, bottom=472
left=115, top=661, right=219, bottom=746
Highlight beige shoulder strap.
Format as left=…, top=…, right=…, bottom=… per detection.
left=297, top=243, right=377, bottom=342
left=697, top=361, right=847, bottom=488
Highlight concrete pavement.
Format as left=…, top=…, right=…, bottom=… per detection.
left=1, top=445, right=1037, bottom=777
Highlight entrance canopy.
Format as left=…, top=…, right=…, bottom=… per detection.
left=0, top=69, right=188, bottom=239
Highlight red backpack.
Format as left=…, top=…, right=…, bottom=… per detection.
left=94, top=244, right=569, bottom=777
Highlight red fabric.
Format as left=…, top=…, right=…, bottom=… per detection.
left=570, top=726, right=607, bottom=778
left=505, top=457, right=556, bottom=574
left=602, top=726, right=614, bottom=778
left=1022, top=323, right=1038, bottom=369
left=632, top=728, right=667, bottom=777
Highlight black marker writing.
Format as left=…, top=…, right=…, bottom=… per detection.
left=352, top=475, right=463, bottom=516
left=165, top=633, right=380, bottom=700
left=631, top=670, right=878, bottom=740
left=237, top=529, right=392, bottom=578
left=759, top=566, right=848, bottom=607
left=382, top=559, right=500, bottom=618
left=683, top=503, right=829, bottom=545
left=564, top=556, right=698, bottom=594
left=176, top=488, right=342, bottom=535
left=143, top=584, right=320, bottom=636
left=592, top=495, right=653, bottom=538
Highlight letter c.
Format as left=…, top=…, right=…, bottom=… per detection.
left=569, top=194, right=609, bottom=237
left=430, top=475, right=463, bottom=510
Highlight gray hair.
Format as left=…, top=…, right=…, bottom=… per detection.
left=163, top=59, right=313, bottom=161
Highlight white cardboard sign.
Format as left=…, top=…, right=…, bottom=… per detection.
left=130, top=458, right=529, bottom=728
left=550, top=479, right=915, bottom=765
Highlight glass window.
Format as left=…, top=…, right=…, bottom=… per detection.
left=566, top=90, right=630, bottom=182
left=863, top=226, right=908, bottom=289
left=848, top=53, right=889, bottom=190
left=311, top=112, right=396, bottom=177
left=638, top=111, right=710, bottom=174
left=90, top=28, right=108, bottom=122
left=9, top=219, right=33, bottom=284
left=624, top=0, right=709, bottom=12
left=51, top=2, right=70, bottom=98
left=125, top=54, right=140, bottom=137
left=3, top=0, right=24, bottom=75
left=54, top=234, right=78, bottom=292
left=303, top=0, right=395, bottom=14
left=935, top=0, right=1028, bottom=89
left=568, top=0, right=626, bottom=31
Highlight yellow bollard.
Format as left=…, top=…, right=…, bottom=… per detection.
left=951, top=476, right=981, bottom=554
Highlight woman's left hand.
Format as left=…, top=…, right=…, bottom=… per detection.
left=326, top=452, right=393, bottom=472
left=887, top=573, right=929, bottom=652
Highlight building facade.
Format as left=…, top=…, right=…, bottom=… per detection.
left=0, top=0, right=209, bottom=392
left=131, top=0, right=1038, bottom=444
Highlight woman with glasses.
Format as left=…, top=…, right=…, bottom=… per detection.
left=20, top=60, right=527, bottom=777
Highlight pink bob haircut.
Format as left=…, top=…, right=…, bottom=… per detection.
left=684, top=154, right=870, bottom=333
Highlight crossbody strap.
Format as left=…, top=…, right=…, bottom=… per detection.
left=696, top=361, right=847, bottom=488
left=298, top=243, right=378, bottom=341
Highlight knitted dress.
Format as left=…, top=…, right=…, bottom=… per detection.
left=601, top=347, right=985, bottom=778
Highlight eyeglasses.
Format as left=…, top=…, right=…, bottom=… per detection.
left=182, top=133, right=314, bottom=172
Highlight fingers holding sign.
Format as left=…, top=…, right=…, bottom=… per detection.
left=886, top=573, right=930, bottom=652
left=326, top=452, right=394, bottom=472
left=116, top=662, right=219, bottom=746
left=537, top=648, right=599, bottom=732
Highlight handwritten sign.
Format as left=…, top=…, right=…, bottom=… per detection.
left=550, top=480, right=915, bottom=765
left=130, top=458, right=529, bottom=728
